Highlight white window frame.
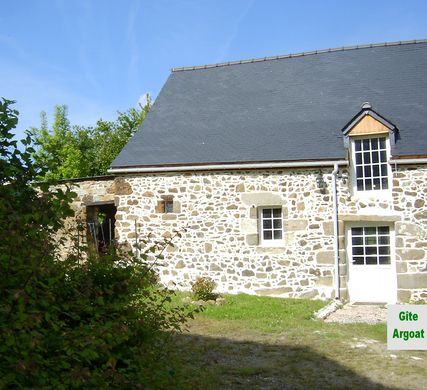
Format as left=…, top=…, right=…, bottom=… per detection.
left=350, top=135, right=392, bottom=198
left=348, top=224, right=393, bottom=266
left=258, top=206, right=284, bottom=247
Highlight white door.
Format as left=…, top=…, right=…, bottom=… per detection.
left=347, top=224, right=396, bottom=303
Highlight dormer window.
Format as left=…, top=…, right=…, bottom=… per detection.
left=353, top=137, right=389, bottom=191
left=342, top=103, right=397, bottom=194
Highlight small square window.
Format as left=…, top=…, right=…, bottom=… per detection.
left=156, top=195, right=175, bottom=214
left=259, top=207, right=283, bottom=246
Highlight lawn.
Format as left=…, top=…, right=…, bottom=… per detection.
left=171, top=294, right=426, bottom=389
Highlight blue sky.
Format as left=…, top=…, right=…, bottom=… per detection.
left=1, top=0, right=427, bottom=139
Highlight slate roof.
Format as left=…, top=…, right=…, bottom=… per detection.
left=112, top=40, right=427, bottom=169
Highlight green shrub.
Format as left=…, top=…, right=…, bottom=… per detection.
left=192, top=276, right=219, bottom=301
left=0, top=99, right=196, bottom=388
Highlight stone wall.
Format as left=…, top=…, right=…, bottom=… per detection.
left=64, top=165, right=427, bottom=302
left=113, top=169, right=337, bottom=300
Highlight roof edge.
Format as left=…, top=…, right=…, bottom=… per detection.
left=172, top=39, right=427, bottom=72
left=109, top=159, right=349, bottom=174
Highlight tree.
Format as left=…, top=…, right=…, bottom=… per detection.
left=31, top=94, right=151, bottom=179
left=0, top=98, right=195, bottom=388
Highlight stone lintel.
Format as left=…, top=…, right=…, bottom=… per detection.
left=339, top=214, right=401, bottom=222
left=241, top=192, right=285, bottom=206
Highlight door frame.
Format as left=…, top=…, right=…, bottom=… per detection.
left=345, top=221, right=397, bottom=303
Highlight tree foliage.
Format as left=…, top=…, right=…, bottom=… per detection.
left=0, top=98, right=195, bottom=388
left=31, top=95, right=151, bottom=180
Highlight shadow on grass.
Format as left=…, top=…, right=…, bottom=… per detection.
left=174, top=332, right=400, bottom=390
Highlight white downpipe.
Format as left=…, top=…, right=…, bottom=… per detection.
left=390, top=158, right=427, bottom=165
left=332, top=163, right=340, bottom=300
left=108, top=160, right=348, bottom=174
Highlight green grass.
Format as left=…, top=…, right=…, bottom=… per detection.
left=170, top=293, right=426, bottom=389
left=179, top=292, right=386, bottom=340
left=198, top=293, right=325, bottom=332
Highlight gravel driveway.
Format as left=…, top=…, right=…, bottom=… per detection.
left=325, top=304, right=388, bottom=324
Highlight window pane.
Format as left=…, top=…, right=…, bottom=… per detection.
left=366, top=256, right=377, bottom=265
left=353, top=256, right=364, bottom=265
left=357, top=179, right=364, bottom=191
left=364, top=165, right=371, bottom=177
left=273, top=230, right=282, bottom=240
left=381, top=178, right=388, bottom=189
left=353, top=247, right=364, bottom=256
left=366, top=246, right=377, bottom=255
left=379, top=246, right=390, bottom=255
left=263, top=231, right=272, bottom=240
left=379, top=138, right=386, bottom=149
left=273, top=208, right=281, bottom=217
left=373, top=178, right=381, bottom=190
left=352, top=227, right=363, bottom=235
left=378, top=236, right=390, bottom=245
left=372, top=165, right=379, bottom=176
left=262, top=209, right=271, bottom=217
left=363, top=152, right=371, bottom=164
left=364, top=179, right=372, bottom=190
left=365, top=227, right=376, bottom=235
left=363, top=139, right=370, bottom=150
left=378, top=226, right=390, bottom=235
left=372, top=151, right=379, bottom=163
left=356, top=166, right=363, bottom=177
left=355, top=140, right=362, bottom=151
left=356, top=153, right=363, bottom=164
left=379, top=256, right=391, bottom=265
left=263, top=220, right=272, bottom=229
left=273, top=219, right=282, bottom=228
left=380, top=164, right=388, bottom=176
left=371, top=138, right=378, bottom=149
left=352, top=236, right=363, bottom=245
left=365, top=236, right=377, bottom=245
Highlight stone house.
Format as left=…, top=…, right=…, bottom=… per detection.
left=68, top=40, right=427, bottom=303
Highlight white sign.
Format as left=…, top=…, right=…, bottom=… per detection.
left=387, top=305, right=427, bottom=350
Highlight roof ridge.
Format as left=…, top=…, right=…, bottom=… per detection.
left=172, top=39, right=427, bottom=72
